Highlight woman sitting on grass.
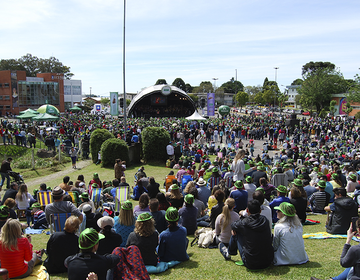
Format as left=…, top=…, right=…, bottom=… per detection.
left=273, top=202, right=308, bottom=266
left=113, top=200, right=135, bottom=247
left=126, top=213, right=159, bottom=266
left=166, top=184, right=184, bottom=209
left=133, top=193, right=150, bottom=218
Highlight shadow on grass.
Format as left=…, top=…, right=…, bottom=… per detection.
left=248, top=261, right=322, bottom=277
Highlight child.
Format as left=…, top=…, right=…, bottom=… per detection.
left=31, top=203, right=48, bottom=229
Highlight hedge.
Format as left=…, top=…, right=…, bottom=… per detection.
left=89, top=129, right=115, bottom=163
left=100, top=138, right=129, bottom=168
left=142, top=127, right=170, bottom=162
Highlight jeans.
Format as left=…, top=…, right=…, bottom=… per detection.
left=228, top=234, right=247, bottom=266
left=332, top=267, right=352, bottom=280
left=0, top=172, right=10, bottom=189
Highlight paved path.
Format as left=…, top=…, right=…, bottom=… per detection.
left=26, top=159, right=93, bottom=188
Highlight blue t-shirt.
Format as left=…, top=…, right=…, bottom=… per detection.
left=179, top=205, right=198, bottom=235
left=269, top=196, right=291, bottom=222
left=113, top=216, right=135, bottom=247
left=230, top=189, right=248, bottom=213
left=157, top=225, right=189, bottom=262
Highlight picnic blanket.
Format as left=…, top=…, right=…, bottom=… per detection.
left=25, top=228, right=44, bottom=235
left=303, top=232, right=360, bottom=242
left=304, top=219, right=320, bottom=225
left=23, top=265, right=49, bottom=280
left=146, top=261, right=181, bottom=274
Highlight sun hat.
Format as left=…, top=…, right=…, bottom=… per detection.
left=97, top=216, right=115, bottom=228
left=165, top=207, right=179, bottom=222
left=313, top=167, right=319, bottom=172
left=29, top=202, right=41, bottom=210
left=197, top=178, right=207, bottom=186
left=121, top=200, right=133, bottom=210
left=293, top=179, right=303, bottom=187
left=184, top=194, right=194, bottom=205
left=331, top=173, right=338, bottom=180
left=92, top=183, right=99, bottom=188
left=274, top=202, right=296, bottom=217
left=52, top=186, right=65, bottom=197
left=245, top=176, right=252, bottom=183
left=170, top=184, right=179, bottom=190
left=0, top=205, right=10, bottom=219
left=276, top=185, right=287, bottom=193
left=258, top=166, right=265, bottom=171
left=80, top=192, right=89, bottom=199
left=79, top=228, right=105, bottom=250
left=317, top=172, right=324, bottom=177
left=317, top=180, right=326, bottom=188
left=255, top=187, right=265, bottom=194
left=349, top=173, right=357, bottom=180
left=93, top=173, right=99, bottom=179
left=234, top=180, right=244, bottom=189
left=83, top=204, right=92, bottom=212
left=212, top=167, right=219, bottom=173
left=137, top=212, right=153, bottom=222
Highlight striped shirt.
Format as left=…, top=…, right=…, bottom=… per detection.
left=309, top=191, right=330, bottom=213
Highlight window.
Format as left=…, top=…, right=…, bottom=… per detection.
left=5, top=106, right=10, bottom=110
left=3, top=83, right=9, bottom=88
left=4, top=95, right=10, bottom=100
left=64, top=85, right=71, bottom=95
left=0, top=96, right=2, bottom=100
left=0, top=106, right=3, bottom=109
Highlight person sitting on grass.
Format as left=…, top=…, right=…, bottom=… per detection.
left=65, top=228, right=120, bottom=280
left=126, top=213, right=159, bottom=266
left=273, top=202, right=309, bottom=266
left=133, top=193, right=150, bottom=218
left=309, top=180, right=330, bottom=214
left=179, top=194, right=198, bottom=235
left=131, top=180, right=147, bottom=201
left=157, top=207, right=189, bottom=262
left=113, top=200, right=135, bottom=247
left=166, top=184, right=184, bottom=209
left=30, top=202, right=48, bottom=229
left=224, top=200, right=274, bottom=269
left=269, top=185, right=290, bottom=224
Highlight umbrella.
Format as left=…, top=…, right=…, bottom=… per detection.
left=69, top=106, right=82, bottom=112
left=37, top=104, right=60, bottom=116
left=32, top=113, right=60, bottom=121
left=19, top=108, right=39, bottom=115
left=16, top=111, right=38, bottom=120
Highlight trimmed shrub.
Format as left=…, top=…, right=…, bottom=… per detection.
left=142, top=127, right=170, bottom=162
left=100, top=138, right=129, bottom=168
left=355, top=111, right=360, bottom=120
left=90, top=129, right=115, bottom=163
left=0, top=145, right=28, bottom=157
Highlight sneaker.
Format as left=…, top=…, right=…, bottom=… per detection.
left=219, top=242, right=231, bottom=260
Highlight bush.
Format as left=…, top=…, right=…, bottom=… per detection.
left=355, top=111, right=360, bottom=120
left=0, top=145, right=28, bottom=157
left=90, top=129, right=115, bottom=163
left=100, top=138, right=129, bottom=168
left=142, top=127, right=170, bottom=162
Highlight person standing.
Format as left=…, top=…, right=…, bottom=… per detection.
left=231, top=150, right=255, bottom=182
left=114, top=159, right=125, bottom=181
left=70, top=147, right=78, bottom=169
left=0, top=157, right=12, bottom=190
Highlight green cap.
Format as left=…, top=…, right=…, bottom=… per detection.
left=349, top=173, right=357, bottom=180
left=137, top=212, right=152, bottom=222
left=317, top=180, right=326, bottom=188
left=245, top=176, right=252, bottom=183
left=79, top=228, right=105, bottom=250
left=93, top=173, right=99, bottom=179
left=170, top=184, right=179, bottom=190
left=331, top=173, right=338, bottom=180
left=255, top=187, right=265, bottom=194
left=30, top=202, right=41, bottom=209
left=184, top=194, right=194, bottom=204
left=121, top=200, right=133, bottom=210
left=80, top=192, right=89, bottom=199
left=0, top=205, right=10, bottom=219
left=234, top=180, right=244, bottom=189
left=293, top=179, right=303, bottom=187
left=274, top=202, right=296, bottom=217
left=212, top=167, right=219, bottom=173
left=165, top=207, right=179, bottom=222
left=297, top=174, right=304, bottom=179
left=276, top=185, right=287, bottom=193
left=258, top=166, right=265, bottom=171
left=92, top=183, right=99, bottom=188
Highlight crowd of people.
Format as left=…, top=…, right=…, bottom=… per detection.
left=0, top=111, right=360, bottom=279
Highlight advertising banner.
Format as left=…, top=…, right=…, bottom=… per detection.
left=110, top=92, right=119, bottom=116
left=339, top=97, right=347, bottom=115
left=207, top=92, right=215, bottom=116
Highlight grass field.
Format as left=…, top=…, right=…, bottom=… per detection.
left=7, top=157, right=354, bottom=280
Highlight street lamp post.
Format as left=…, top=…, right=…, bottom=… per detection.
left=274, top=67, right=279, bottom=108
left=122, top=0, right=127, bottom=141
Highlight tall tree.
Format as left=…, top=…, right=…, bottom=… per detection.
left=192, top=81, right=214, bottom=93
left=100, top=97, right=110, bottom=106
left=220, top=78, right=244, bottom=93
left=235, top=91, right=249, bottom=108
left=172, top=78, right=186, bottom=92
left=302, top=61, right=336, bottom=75
left=346, top=70, right=360, bottom=103
left=291, top=78, right=303, bottom=86
left=185, top=83, right=193, bottom=93
left=188, top=94, right=199, bottom=104
left=155, top=79, right=167, bottom=85
left=298, top=67, right=345, bottom=112
left=0, top=53, right=73, bottom=79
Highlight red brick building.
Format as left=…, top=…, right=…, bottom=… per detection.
left=0, top=70, right=64, bottom=116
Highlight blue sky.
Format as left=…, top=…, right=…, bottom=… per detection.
left=1, top=0, right=359, bottom=96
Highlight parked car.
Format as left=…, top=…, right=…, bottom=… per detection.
left=302, top=111, right=310, bottom=116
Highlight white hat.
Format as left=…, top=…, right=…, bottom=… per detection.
left=97, top=216, right=115, bottom=229
left=197, top=178, right=207, bottom=186
left=83, top=204, right=92, bottom=212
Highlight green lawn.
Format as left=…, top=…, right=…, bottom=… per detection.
left=14, top=159, right=353, bottom=280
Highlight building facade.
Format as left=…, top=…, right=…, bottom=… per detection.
left=0, top=70, right=64, bottom=116
left=64, top=79, right=82, bottom=110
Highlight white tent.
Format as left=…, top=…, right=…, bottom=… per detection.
left=185, top=110, right=206, bottom=120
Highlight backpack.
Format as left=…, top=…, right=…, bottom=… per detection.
left=191, top=228, right=215, bottom=248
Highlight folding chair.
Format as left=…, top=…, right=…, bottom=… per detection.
left=16, top=209, right=27, bottom=221
left=37, top=191, right=53, bottom=210
left=67, top=191, right=80, bottom=206
left=182, top=175, right=192, bottom=191
left=50, top=213, right=72, bottom=233
left=91, top=188, right=102, bottom=208
left=208, top=177, right=221, bottom=190
left=225, top=176, right=233, bottom=189
left=165, top=175, right=176, bottom=192
left=114, top=187, right=129, bottom=212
